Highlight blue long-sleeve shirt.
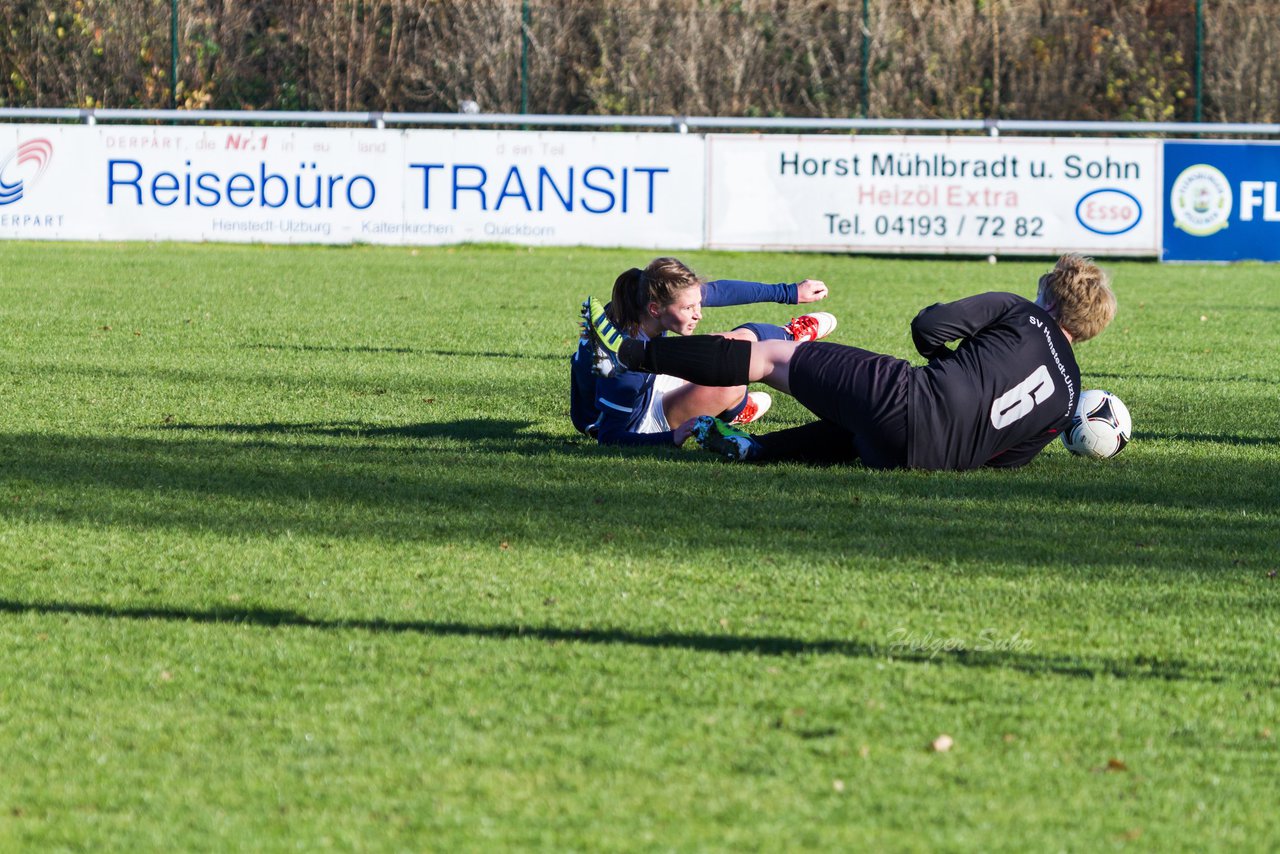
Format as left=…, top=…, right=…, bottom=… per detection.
left=570, top=279, right=800, bottom=445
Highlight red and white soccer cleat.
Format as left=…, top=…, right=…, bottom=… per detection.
left=729, top=391, right=772, bottom=425
left=783, top=312, right=838, bottom=342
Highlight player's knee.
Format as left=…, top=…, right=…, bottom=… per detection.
left=750, top=340, right=798, bottom=389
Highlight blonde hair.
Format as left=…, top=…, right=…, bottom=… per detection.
left=1039, top=253, right=1116, bottom=342
left=608, top=257, right=702, bottom=335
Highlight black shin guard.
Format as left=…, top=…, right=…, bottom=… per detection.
left=756, top=420, right=858, bottom=465
left=636, top=336, right=753, bottom=386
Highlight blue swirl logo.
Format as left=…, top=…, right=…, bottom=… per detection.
left=0, top=138, right=54, bottom=206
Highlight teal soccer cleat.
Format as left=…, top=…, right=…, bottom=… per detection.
left=691, top=416, right=760, bottom=462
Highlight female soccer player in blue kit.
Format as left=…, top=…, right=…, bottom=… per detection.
left=570, top=257, right=836, bottom=446
left=582, top=254, right=1116, bottom=470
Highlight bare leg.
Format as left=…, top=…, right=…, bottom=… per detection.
left=747, top=340, right=802, bottom=395
left=662, top=381, right=748, bottom=427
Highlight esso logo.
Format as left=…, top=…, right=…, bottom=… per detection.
left=1075, top=188, right=1142, bottom=236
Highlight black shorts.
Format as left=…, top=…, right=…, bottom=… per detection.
left=787, top=341, right=910, bottom=469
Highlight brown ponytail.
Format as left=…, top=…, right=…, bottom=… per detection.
left=606, top=257, right=702, bottom=335
left=608, top=267, right=648, bottom=334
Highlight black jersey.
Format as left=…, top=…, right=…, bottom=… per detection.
left=906, top=292, right=1079, bottom=471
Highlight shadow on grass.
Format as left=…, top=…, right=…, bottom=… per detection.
left=245, top=343, right=416, bottom=355
left=0, top=423, right=1275, bottom=571
left=245, top=343, right=565, bottom=362
left=0, top=598, right=1245, bottom=685
left=156, top=419, right=542, bottom=441
left=22, top=359, right=549, bottom=401
left=1134, top=431, right=1280, bottom=447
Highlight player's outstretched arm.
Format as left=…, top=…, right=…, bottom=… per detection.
left=700, top=278, right=828, bottom=308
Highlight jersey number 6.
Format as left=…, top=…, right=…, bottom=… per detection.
left=990, top=364, right=1055, bottom=429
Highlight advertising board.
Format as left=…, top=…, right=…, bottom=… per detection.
left=1163, top=141, right=1280, bottom=262
left=12, top=123, right=1280, bottom=262
left=705, top=134, right=1161, bottom=256
left=0, top=125, right=705, bottom=249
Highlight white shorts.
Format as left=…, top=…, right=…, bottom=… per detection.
left=635, top=374, right=689, bottom=433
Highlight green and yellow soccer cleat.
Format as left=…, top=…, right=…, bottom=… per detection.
left=579, top=296, right=626, bottom=377
left=690, top=416, right=761, bottom=462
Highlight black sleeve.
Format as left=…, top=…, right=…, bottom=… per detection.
left=984, top=432, right=1057, bottom=469
left=911, top=292, right=1025, bottom=361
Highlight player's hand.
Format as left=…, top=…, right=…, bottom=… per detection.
left=672, top=418, right=699, bottom=446
left=796, top=279, right=828, bottom=303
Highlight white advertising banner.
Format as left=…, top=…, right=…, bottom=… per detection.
left=0, top=125, right=705, bottom=249
left=705, top=134, right=1162, bottom=256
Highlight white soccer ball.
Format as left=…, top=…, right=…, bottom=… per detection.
left=1062, top=389, right=1132, bottom=459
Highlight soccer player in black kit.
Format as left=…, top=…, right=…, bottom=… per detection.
left=580, top=254, right=1116, bottom=471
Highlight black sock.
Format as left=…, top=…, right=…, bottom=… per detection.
left=621, top=336, right=752, bottom=386
left=756, top=420, right=858, bottom=465
left=618, top=338, right=648, bottom=370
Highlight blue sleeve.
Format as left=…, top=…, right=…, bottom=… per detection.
left=593, top=373, right=675, bottom=447
left=700, top=279, right=798, bottom=307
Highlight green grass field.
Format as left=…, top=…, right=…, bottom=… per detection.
left=0, top=241, right=1276, bottom=851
